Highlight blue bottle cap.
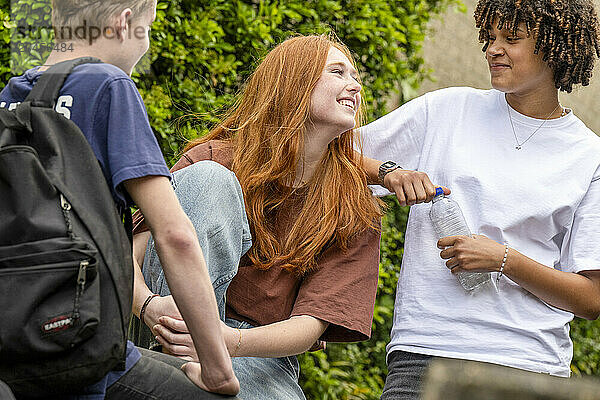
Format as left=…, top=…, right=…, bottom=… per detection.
left=435, top=187, right=444, bottom=197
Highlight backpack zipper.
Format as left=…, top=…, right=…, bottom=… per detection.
left=72, top=260, right=88, bottom=321
left=59, top=193, right=75, bottom=240
left=60, top=193, right=71, bottom=211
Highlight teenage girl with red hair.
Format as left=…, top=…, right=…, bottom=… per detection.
left=130, top=34, right=384, bottom=399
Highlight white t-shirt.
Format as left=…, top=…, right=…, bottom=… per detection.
left=361, top=87, right=600, bottom=377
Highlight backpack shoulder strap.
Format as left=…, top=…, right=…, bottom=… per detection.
left=24, top=57, right=102, bottom=107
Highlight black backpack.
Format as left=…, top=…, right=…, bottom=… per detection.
left=0, top=58, right=134, bottom=397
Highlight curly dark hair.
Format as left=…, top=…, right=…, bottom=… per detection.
left=474, top=0, right=600, bottom=93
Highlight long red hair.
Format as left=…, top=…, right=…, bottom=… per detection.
left=185, top=34, right=382, bottom=275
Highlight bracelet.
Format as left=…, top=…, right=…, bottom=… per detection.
left=140, top=293, right=159, bottom=326
left=497, top=244, right=509, bottom=284
left=232, top=328, right=242, bottom=357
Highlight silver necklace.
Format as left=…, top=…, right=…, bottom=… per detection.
left=506, top=101, right=562, bottom=150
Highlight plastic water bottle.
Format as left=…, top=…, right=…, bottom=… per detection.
left=429, top=187, right=492, bottom=291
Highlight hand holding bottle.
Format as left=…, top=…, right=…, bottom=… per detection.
left=437, top=234, right=506, bottom=274
left=382, top=169, right=450, bottom=206
left=429, top=188, right=493, bottom=291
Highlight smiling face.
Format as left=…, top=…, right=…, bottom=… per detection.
left=486, top=20, right=555, bottom=96
left=308, top=46, right=362, bottom=141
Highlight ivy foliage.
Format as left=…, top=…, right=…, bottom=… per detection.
left=1, top=1, right=599, bottom=398
left=3, top=0, right=453, bottom=163
left=0, top=0, right=10, bottom=79
left=572, top=319, right=600, bottom=376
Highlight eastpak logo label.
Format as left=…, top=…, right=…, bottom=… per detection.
left=42, top=315, right=73, bottom=334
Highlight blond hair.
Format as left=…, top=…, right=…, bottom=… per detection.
left=52, top=0, right=154, bottom=42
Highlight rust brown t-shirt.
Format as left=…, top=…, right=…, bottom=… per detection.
left=133, top=140, right=381, bottom=342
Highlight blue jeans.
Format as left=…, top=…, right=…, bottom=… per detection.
left=134, top=161, right=305, bottom=400
left=143, top=161, right=252, bottom=319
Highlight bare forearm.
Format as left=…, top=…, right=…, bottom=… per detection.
left=132, top=258, right=152, bottom=317
left=227, top=315, right=328, bottom=358
left=132, top=232, right=152, bottom=317
left=153, top=231, right=227, bottom=357
left=503, top=250, right=600, bottom=319
left=360, top=154, right=383, bottom=185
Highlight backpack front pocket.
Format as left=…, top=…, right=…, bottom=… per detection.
left=0, top=237, right=99, bottom=362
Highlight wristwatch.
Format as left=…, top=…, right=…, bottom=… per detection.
left=378, top=161, right=401, bottom=185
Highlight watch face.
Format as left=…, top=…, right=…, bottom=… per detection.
left=379, top=161, right=398, bottom=183
left=381, top=161, right=396, bottom=170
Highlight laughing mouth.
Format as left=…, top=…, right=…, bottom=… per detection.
left=338, top=98, right=355, bottom=110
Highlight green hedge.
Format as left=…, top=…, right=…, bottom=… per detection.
left=3, top=0, right=455, bottom=159
left=0, top=0, right=10, bottom=80
left=1, top=1, right=599, bottom=398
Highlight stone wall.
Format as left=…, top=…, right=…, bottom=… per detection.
left=422, top=358, right=600, bottom=400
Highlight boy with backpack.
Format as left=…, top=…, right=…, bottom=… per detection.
left=0, top=0, right=240, bottom=398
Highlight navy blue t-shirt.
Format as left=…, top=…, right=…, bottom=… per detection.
left=0, top=63, right=171, bottom=399
left=0, top=63, right=171, bottom=210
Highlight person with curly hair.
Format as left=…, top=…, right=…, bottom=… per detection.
left=360, top=0, right=600, bottom=398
